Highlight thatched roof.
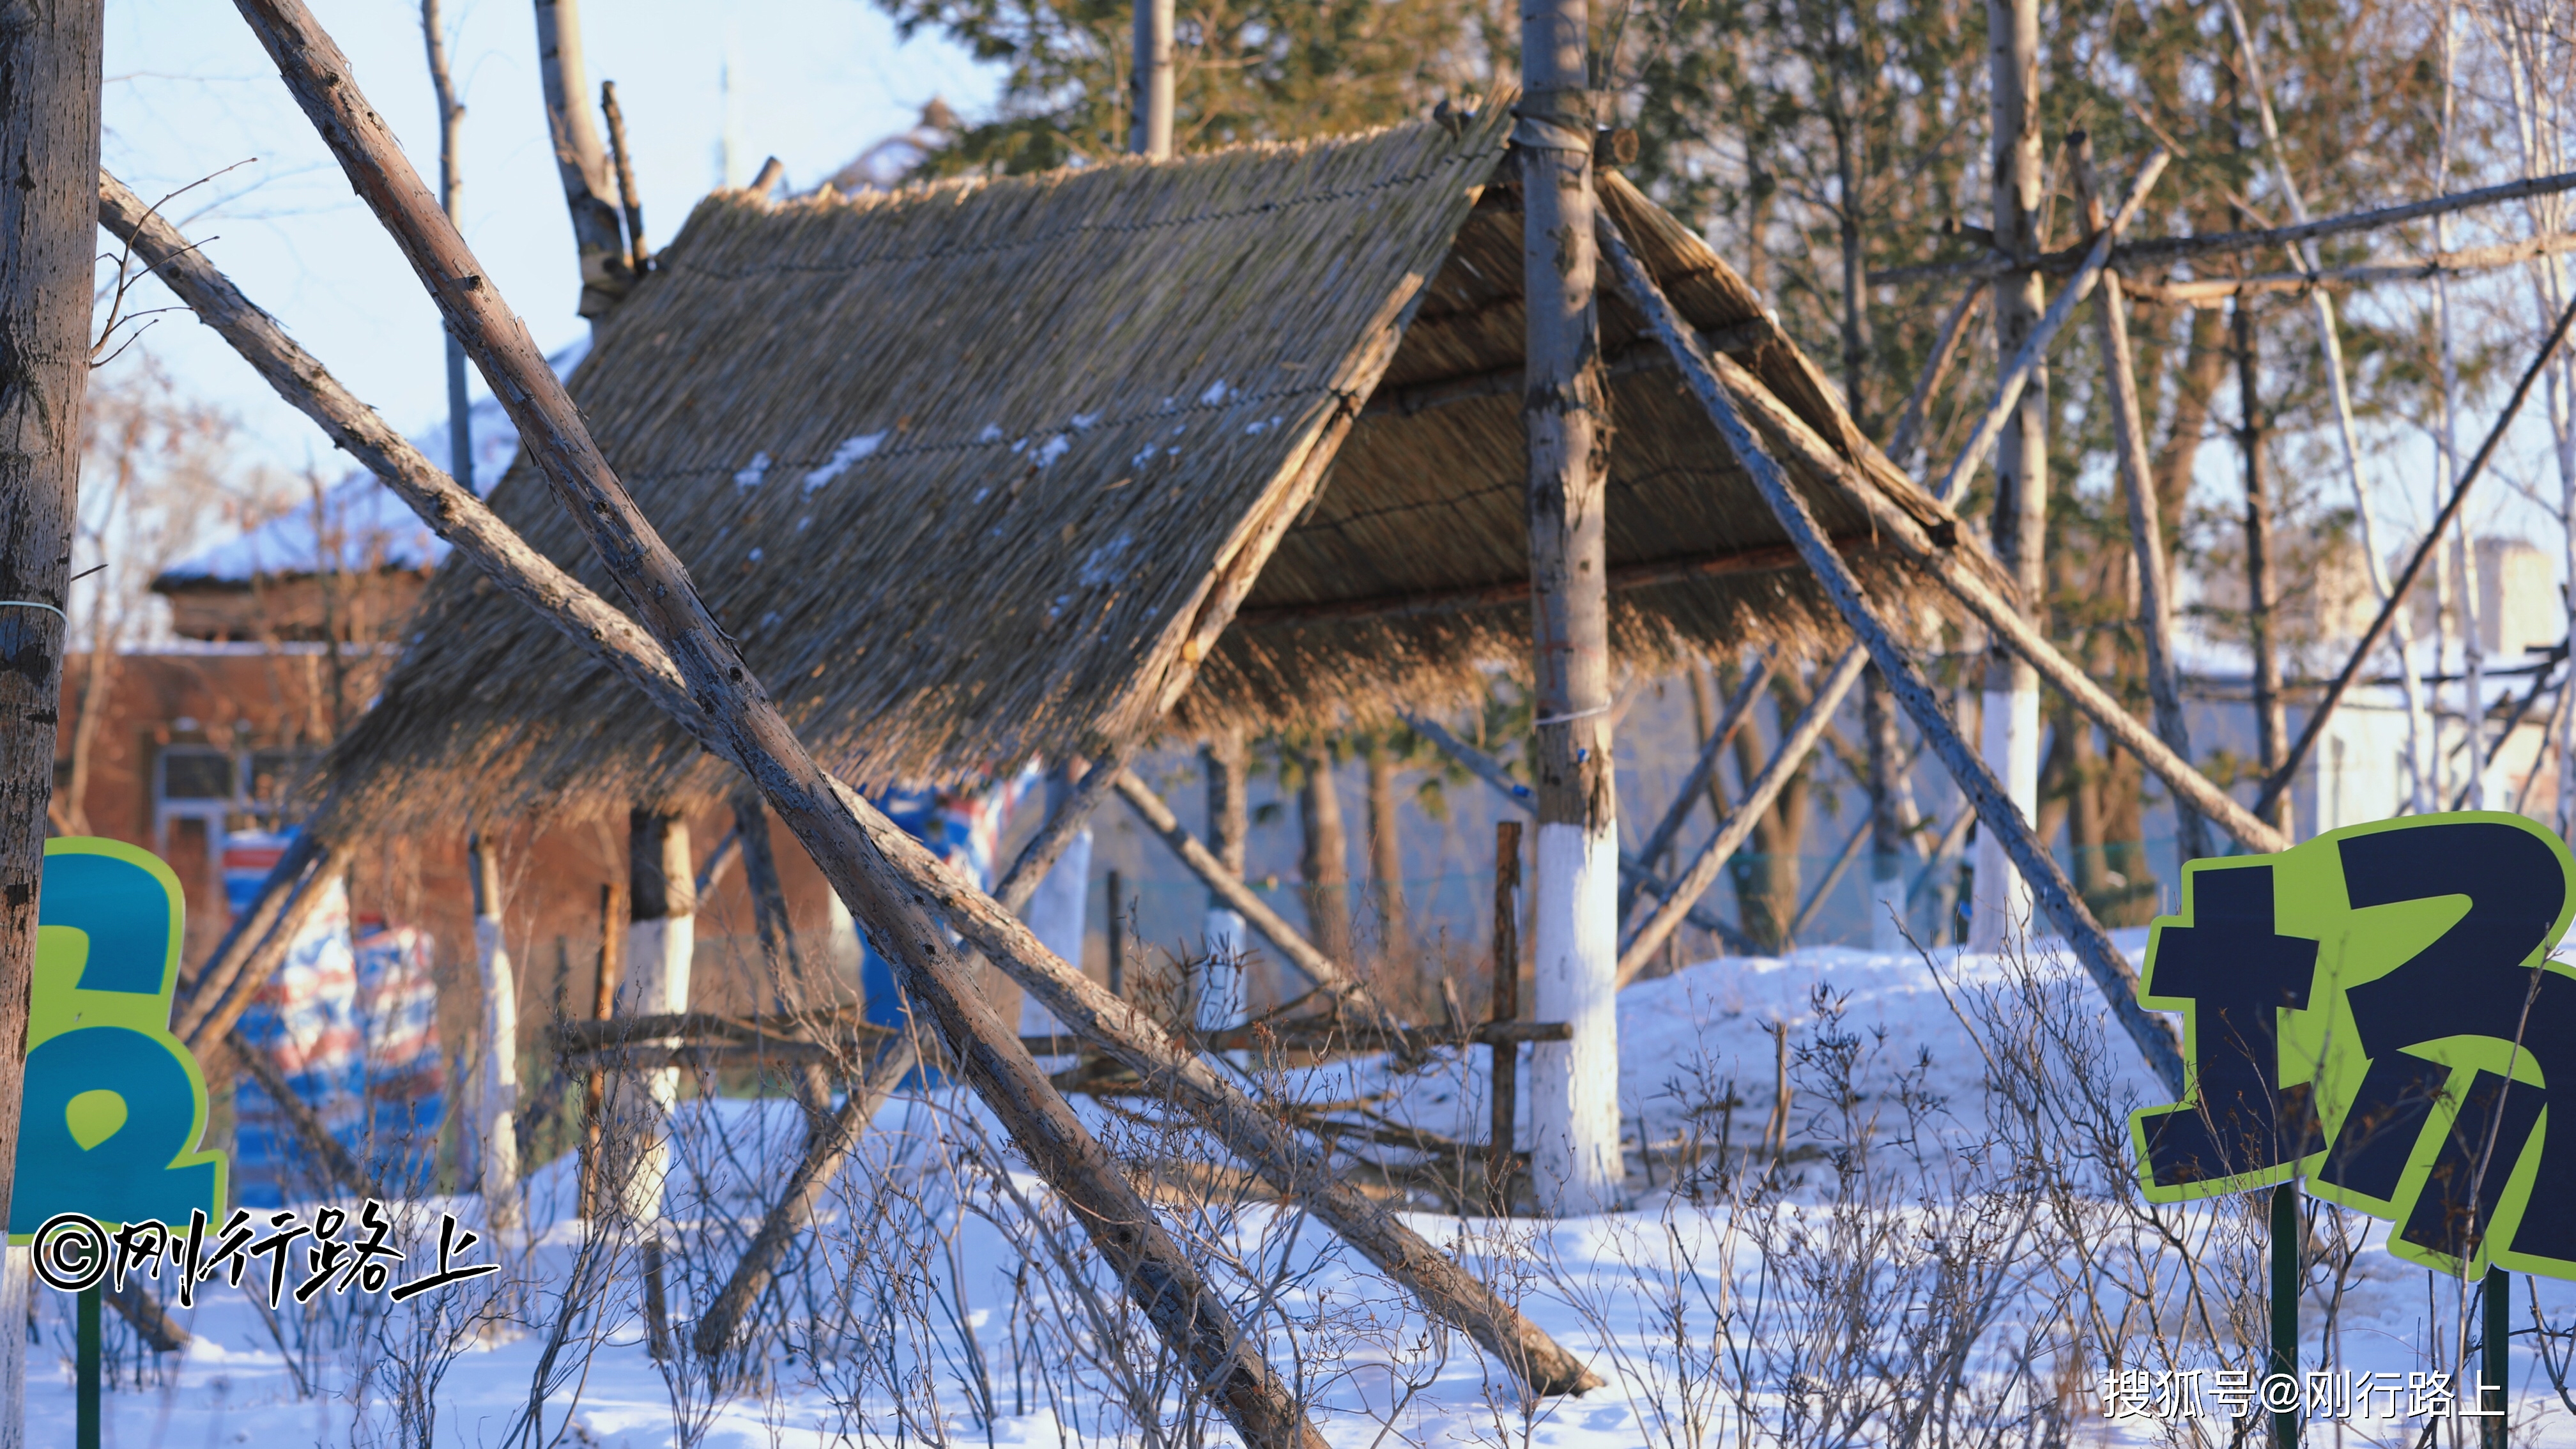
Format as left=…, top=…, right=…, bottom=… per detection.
left=325, top=106, right=1976, bottom=829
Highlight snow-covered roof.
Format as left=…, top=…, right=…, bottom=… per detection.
left=155, top=339, right=588, bottom=588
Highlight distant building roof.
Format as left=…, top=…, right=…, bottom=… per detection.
left=154, top=339, right=589, bottom=590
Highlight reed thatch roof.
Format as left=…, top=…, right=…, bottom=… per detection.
left=325, top=105, right=1976, bottom=829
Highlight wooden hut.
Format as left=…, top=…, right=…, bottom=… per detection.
left=321, top=107, right=1979, bottom=829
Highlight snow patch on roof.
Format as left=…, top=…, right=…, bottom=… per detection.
left=802, top=432, right=885, bottom=493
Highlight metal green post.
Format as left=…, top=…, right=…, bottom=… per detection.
left=2272, top=1181, right=2298, bottom=1449
left=77, top=1282, right=101, bottom=1449
left=2485, top=1264, right=2510, bottom=1446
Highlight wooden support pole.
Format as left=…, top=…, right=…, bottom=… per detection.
left=102, top=161, right=1598, bottom=1402
left=1869, top=164, right=2576, bottom=285
left=1113, top=768, right=1409, bottom=1038
left=1105, top=869, right=1126, bottom=999
left=1520, top=0, right=1622, bottom=1217
left=2256, top=289, right=2576, bottom=820
left=1487, top=820, right=1522, bottom=1212
left=2070, top=135, right=2212, bottom=864
left=469, top=831, right=521, bottom=1231
left=1598, top=210, right=2189, bottom=1098
left=1972, top=0, right=2054, bottom=956
left=1620, top=646, right=1872, bottom=983
left=0, top=0, right=103, bottom=1263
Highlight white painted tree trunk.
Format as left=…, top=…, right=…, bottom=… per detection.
left=1199, top=734, right=1250, bottom=1031
left=0, top=1246, right=24, bottom=1449
left=477, top=914, right=521, bottom=1230
left=1521, top=0, right=1623, bottom=1216
left=1199, top=908, right=1247, bottom=1031
left=469, top=835, right=521, bottom=1233
left=825, top=886, right=861, bottom=988
left=1531, top=820, right=1623, bottom=1208
left=613, top=812, right=693, bottom=1225
left=1968, top=686, right=2039, bottom=951
left=1969, top=0, right=2047, bottom=955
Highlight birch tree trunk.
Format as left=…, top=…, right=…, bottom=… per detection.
left=1521, top=0, right=1621, bottom=1215
left=1968, top=0, right=2046, bottom=953
left=531, top=0, right=630, bottom=319
left=469, top=832, right=521, bottom=1232
left=1199, top=732, right=1250, bottom=1027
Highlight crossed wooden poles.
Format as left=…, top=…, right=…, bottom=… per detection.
left=109, top=4, right=1604, bottom=1431
left=115, top=0, right=2576, bottom=1430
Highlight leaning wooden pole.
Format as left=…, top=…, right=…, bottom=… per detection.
left=1113, top=769, right=1408, bottom=1038
left=222, top=12, right=1317, bottom=1438
left=1871, top=165, right=2576, bottom=286
left=100, top=164, right=1602, bottom=1402
left=1618, top=647, right=1871, bottom=983
left=2069, top=137, right=2211, bottom=864
left=1617, top=653, right=1774, bottom=921
left=1598, top=212, right=2188, bottom=1098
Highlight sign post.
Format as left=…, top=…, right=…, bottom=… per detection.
left=76, top=1282, right=99, bottom=1449
left=10, top=839, right=226, bottom=1446
left=2133, top=811, right=2576, bottom=1439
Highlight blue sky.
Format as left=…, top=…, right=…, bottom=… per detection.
left=104, top=0, right=999, bottom=477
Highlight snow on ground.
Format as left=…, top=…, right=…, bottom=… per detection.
left=27, top=939, right=2576, bottom=1446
